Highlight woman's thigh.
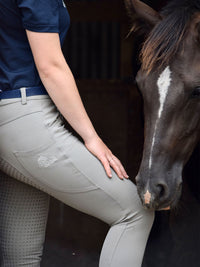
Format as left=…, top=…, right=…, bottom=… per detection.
left=0, top=97, right=152, bottom=225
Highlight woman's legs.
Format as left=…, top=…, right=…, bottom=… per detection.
left=53, top=141, right=154, bottom=267
left=0, top=171, right=49, bottom=267
left=0, top=96, right=154, bottom=267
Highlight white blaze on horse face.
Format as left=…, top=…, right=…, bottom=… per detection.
left=148, top=66, right=172, bottom=170
left=157, top=66, right=172, bottom=118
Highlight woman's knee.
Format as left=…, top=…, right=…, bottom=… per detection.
left=109, top=179, right=155, bottom=228
left=113, top=200, right=154, bottom=231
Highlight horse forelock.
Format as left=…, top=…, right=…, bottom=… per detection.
left=141, top=0, right=200, bottom=73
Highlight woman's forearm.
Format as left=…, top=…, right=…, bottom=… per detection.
left=26, top=31, right=128, bottom=179
left=39, top=62, right=98, bottom=142
left=26, top=31, right=98, bottom=142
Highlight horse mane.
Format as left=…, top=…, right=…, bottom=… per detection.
left=141, top=0, right=200, bottom=73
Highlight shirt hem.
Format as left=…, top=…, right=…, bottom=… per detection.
left=23, top=23, right=59, bottom=33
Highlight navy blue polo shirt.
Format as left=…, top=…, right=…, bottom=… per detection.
left=0, top=0, right=70, bottom=91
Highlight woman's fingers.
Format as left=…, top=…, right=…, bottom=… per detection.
left=107, top=155, right=129, bottom=180
left=84, top=136, right=129, bottom=180
left=100, top=157, right=112, bottom=178
left=112, top=155, right=129, bottom=179
left=108, top=157, right=123, bottom=180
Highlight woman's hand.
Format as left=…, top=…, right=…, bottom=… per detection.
left=85, top=135, right=129, bottom=180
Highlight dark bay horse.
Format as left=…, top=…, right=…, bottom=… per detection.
left=125, top=0, right=200, bottom=210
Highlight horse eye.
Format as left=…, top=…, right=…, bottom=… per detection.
left=192, top=87, right=200, bottom=98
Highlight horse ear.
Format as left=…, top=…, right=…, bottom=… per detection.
left=125, top=0, right=161, bottom=28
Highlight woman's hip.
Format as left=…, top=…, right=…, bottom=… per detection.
left=0, top=94, right=77, bottom=158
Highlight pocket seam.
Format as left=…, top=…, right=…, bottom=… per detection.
left=13, top=139, right=55, bottom=157
left=0, top=111, right=43, bottom=127
left=13, top=145, right=98, bottom=193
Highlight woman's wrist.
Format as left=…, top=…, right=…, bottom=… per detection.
left=83, top=131, right=100, bottom=145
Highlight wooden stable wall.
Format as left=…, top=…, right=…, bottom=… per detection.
left=42, top=0, right=200, bottom=266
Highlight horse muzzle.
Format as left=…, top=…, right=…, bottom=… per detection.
left=136, top=174, right=182, bottom=210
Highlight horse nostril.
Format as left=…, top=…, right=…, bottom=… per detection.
left=156, top=183, right=169, bottom=200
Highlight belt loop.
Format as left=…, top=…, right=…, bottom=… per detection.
left=20, top=87, right=27, bottom=105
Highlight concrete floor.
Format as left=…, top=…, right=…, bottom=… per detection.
left=42, top=239, right=99, bottom=267
left=41, top=199, right=107, bottom=267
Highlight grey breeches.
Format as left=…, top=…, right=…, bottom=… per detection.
left=0, top=94, right=154, bottom=267
left=0, top=175, right=49, bottom=266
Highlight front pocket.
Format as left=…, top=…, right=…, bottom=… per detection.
left=13, top=142, right=97, bottom=193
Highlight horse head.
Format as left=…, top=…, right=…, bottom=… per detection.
left=125, top=0, right=200, bottom=210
